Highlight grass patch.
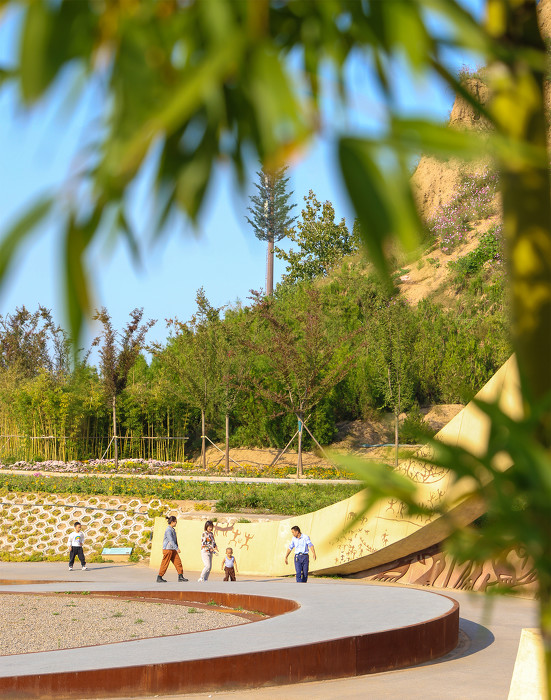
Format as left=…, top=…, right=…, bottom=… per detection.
left=0, top=476, right=363, bottom=515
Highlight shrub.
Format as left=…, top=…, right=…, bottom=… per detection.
left=449, top=224, right=503, bottom=285
left=400, top=404, right=436, bottom=445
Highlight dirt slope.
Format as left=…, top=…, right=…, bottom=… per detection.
left=194, top=405, right=464, bottom=469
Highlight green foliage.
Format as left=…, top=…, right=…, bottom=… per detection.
left=6, top=8, right=551, bottom=681
left=351, top=396, right=551, bottom=607
left=160, top=289, right=221, bottom=418
left=246, top=166, right=297, bottom=244
left=366, top=297, right=417, bottom=414
left=93, top=308, right=156, bottom=403
left=0, top=306, right=70, bottom=378
left=400, top=404, right=436, bottom=445
left=1, top=0, right=497, bottom=343
left=240, top=286, right=362, bottom=472
left=214, top=483, right=359, bottom=515
left=0, top=198, right=54, bottom=314
left=430, top=170, right=499, bottom=254
left=0, top=473, right=361, bottom=515
left=457, top=65, right=483, bottom=84
left=275, top=191, right=359, bottom=285
left=449, top=224, right=504, bottom=286
left=6, top=257, right=486, bottom=464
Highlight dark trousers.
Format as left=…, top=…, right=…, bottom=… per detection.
left=69, top=546, right=86, bottom=567
left=223, top=566, right=236, bottom=581
left=294, top=553, right=309, bottom=582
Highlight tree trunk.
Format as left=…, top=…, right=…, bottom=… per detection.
left=496, top=5, right=551, bottom=445
left=297, top=414, right=303, bottom=478
left=225, top=413, right=230, bottom=474
left=201, top=409, right=206, bottom=471
left=491, top=7, right=551, bottom=688
left=394, top=408, right=399, bottom=469
left=266, top=236, right=274, bottom=296
left=112, top=394, right=118, bottom=470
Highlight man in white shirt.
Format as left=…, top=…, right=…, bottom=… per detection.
left=284, top=525, right=316, bottom=583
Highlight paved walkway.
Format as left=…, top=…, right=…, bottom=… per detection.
left=0, top=562, right=538, bottom=699
left=168, top=590, right=536, bottom=700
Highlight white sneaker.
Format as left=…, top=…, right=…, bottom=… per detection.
left=197, top=577, right=204, bottom=582
left=81, top=566, right=87, bottom=571
left=68, top=567, right=73, bottom=571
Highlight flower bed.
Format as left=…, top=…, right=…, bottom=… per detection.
left=0, top=457, right=356, bottom=480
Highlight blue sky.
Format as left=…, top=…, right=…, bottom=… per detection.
left=0, top=1, right=484, bottom=350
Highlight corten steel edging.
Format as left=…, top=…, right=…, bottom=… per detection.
left=0, top=592, right=459, bottom=699
left=0, top=580, right=64, bottom=586
left=0, top=590, right=298, bottom=617
left=104, top=589, right=299, bottom=616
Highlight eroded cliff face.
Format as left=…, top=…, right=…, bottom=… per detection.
left=412, top=0, right=551, bottom=223
left=411, top=77, right=492, bottom=223
left=538, top=0, right=551, bottom=38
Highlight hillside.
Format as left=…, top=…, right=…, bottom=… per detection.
left=400, top=80, right=501, bottom=309
left=400, top=0, right=551, bottom=309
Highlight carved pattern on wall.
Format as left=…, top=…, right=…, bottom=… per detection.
left=213, top=522, right=256, bottom=550
left=396, top=446, right=447, bottom=484
left=364, top=544, right=537, bottom=595
left=330, top=513, right=376, bottom=565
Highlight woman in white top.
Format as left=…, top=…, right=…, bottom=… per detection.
left=198, top=520, right=218, bottom=581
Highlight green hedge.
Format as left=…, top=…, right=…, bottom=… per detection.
left=0, top=474, right=363, bottom=515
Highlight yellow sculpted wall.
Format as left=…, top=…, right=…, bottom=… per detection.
left=151, top=356, right=521, bottom=576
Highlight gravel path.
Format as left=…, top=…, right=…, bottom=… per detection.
left=0, top=594, right=248, bottom=655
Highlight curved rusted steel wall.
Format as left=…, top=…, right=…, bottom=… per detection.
left=0, top=590, right=458, bottom=699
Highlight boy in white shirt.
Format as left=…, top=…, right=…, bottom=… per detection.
left=222, top=547, right=238, bottom=581
left=68, top=521, right=87, bottom=571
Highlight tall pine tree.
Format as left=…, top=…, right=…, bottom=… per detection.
left=246, top=166, right=297, bottom=295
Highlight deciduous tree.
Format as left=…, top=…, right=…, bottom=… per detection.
left=367, top=298, right=417, bottom=467
left=0, top=306, right=70, bottom=379
left=245, top=287, right=360, bottom=476
left=161, top=289, right=221, bottom=470
left=275, top=191, right=359, bottom=285
left=93, top=308, right=156, bottom=469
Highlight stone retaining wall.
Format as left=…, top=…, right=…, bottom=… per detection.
left=0, top=493, right=175, bottom=561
